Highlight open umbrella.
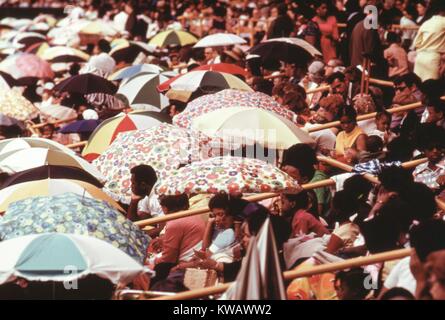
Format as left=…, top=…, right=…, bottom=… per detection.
left=224, top=218, right=286, bottom=300
left=0, top=53, right=54, bottom=80
left=12, top=32, right=46, bottom=48
left=109, top=41, right=156, bottom=63
left=2, top=165, right=103, bottom=189
left=0, top=88, right=39, bottom=121
left=60, top=119, right=100, bottom=134
left=0, top=193, right=149, bottom=263
left=41, top=46, right=90, bottom=63
left=82, top=111, right=171, bottom=162
left=23, top=41, right=49, bottom=56
left=173, top=89, right=297, bottom=129
left=193, top=33, right=247, bottom=48
left=53, top=73, right=117, bottom=95
left=0, top=233, right=146, bottom=287
left=109, top=64, right=164, bottom=81
left=0, top=138, right=76, bottom=156
left=0, top=113, right=23, bottom=128
left=148, top=30, right=198, bottom=47
left=157, top=63, right=248, bottom=92
left=248, top=37, right=322, bottom=65
left=37, top=103, right=78, bottom=122
left=167, top=70, right=252, bottom=102
left=191, top=107, right=315, bottom=149
left=0, top=148, right=104, bottom=182
left=94, top=123, right=215, bottom=204
left=0, top=178, right=123, bottom=213
left=117, top=72, right=175, bottom=110
left=79, top=20, right=119, bottom=37
left=154, top=156, right=301, bottom=195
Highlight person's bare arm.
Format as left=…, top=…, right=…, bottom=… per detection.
left=127, top=195, right=142, bottom=222
left=355, top=134, right=368, bottom=152
left=201, top=218, right=215, bottom=251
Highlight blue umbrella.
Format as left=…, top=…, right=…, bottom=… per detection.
left=60, top=119, right=100, bottom=134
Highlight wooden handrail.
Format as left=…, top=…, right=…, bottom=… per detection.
left=32, top=116, right=78, bottom=129
left=369, top=78, right=394, bottom=87
left=151, top=247, right=412, bottom=300
left=66, top=141, right=88, bottom=149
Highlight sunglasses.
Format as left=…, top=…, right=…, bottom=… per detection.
left=395, top=85, right=407, bottom=91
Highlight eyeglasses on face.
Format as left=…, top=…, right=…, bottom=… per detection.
left=394, top=85, right=407, bottom=91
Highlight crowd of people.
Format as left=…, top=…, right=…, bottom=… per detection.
left=0, top=0, right=445, bottom=300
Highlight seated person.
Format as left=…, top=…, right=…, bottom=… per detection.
left=334, top=106, right=367, bottom=162
left=355, top=135, right=385, bottom=163
left=368, top=111, right=397, bottom=146
left=280, top=191, right=330, bottom=238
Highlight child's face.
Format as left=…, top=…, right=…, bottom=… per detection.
left=213, top=208, right=233, bottom=229
left=376, top=115, right=391, bottom=132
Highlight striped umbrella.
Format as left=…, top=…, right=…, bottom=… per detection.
left=173, top=89, right=297, bottom=129
left=79, top=20, right=118, bottom=37
left=0, top=148, right=104, bottom=182
left=24, top=41, right=49, bottom=56
left=81, top=111, right=171, bottom=162
left=148, top=30, right=198, bottom=47
left=0, top=138, right=76, bottom=156
left=0, top=178, right=123, bottom=213
left=166, top=70, right=253, bottom=102
left=41, top=46, right=90, bottom=63
left=157, top=63, right=248, bottom=92
left=117, top=72, right=175, bottom=110
left=109, top=64, right=164, bottom=81
left=109, top=41, right=155, bottom=63
left=0, top=233, right=145, bottom=286
left=12, top=32, right=46, bottom=48
left=0, top=53, right=54, bottom=80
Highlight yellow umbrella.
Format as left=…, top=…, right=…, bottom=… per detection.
left=191, top=107, right=315, bottom=150
left=40, top=46, right=90, bottom=63
left=0, top=178, right=124, bottom=213
left=148, top=30, right=198, bottom=47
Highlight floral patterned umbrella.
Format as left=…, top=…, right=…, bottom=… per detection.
left=173, top=89, right=297, bottom=129
left=0, top=88, right=39, bottom=121
left=154, top=156, right=301, bottom=196
left=0, top=193, right=150, bottom=263
left=94, top=123, right=215, bottom=204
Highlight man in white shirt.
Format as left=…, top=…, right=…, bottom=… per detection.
left=127, top=164, right=164, bottom=222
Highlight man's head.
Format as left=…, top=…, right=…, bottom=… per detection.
left=334, top=268, right=370, bottom=300
left=327, top=72, right=348, bottom=97
left=393, top=73, right=421, bottom=96
left=425, top=98, right=445, bottom=125
left=159, top=194, right=189, bottom=215
left=416, top=124, right=445, bottom=164
left=325, top=59, right=344, bottom=77
left=280, top=190, right=309, bottom=217
left=130, top=165, right=158, bottom=197
left=204, top=48, right=216, bottom=62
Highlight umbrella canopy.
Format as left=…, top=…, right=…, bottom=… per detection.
left=0, top=88, right=39, bottom=121
left=82, top=112, right=171, bottom=162
left=24, top=41, right=49, bottom=56
left=0, top=178, right=123, bottom=213
left=109, top=64, right=164, bottom=81
left=225, top=218, right=286, bottom=300
left=79, top=20, right=118, bottom=37
left=12, top=32, right=46, bottom=48
left=157, top=63, right=248, bottom=92
left=0, top=113, right=23, bottom=128
left=0, top=138, right=76, bottom=156
left=248, top=37, right=322, bottom=65
left=0, top=71, right=17, bottom=87
left=0, top=148, right=104, bottom=182
left=109, top=41, right=156, bottom=63
left=53, top=73, right=117, bottom=95
left=60, top=119, right=100, bottom=134
left=148, top=30, right=198, bottom=47
left=37, top=103, right=78, bottom=121
left=167, top=70, right=252, bottom=102
left=0, top=193, right=149, bottom=263
left=41, top=46, right=90, bottom=63
left=191, top=107, right=315, bottom=149
left=154, top=156, right=301, bottom=195
left=173, top=89, right=297, bottom=129
left=193, top=33, right=247, bottom=48
left=0, top=53, right=54, bottom=80
left=117, top=72, right=175, bottom=110
left=2, top=165, right=103, bottom=189
left=94, top=123, right=215, bottom=204
left=0, top=233, right=145, bottom=286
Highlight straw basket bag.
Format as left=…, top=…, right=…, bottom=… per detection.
left=183, top=268, right=218, bottom=290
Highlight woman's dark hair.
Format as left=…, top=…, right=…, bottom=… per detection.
left=378, top=166, right=413, bottom=194
left=130, top=164, right=157, bottom=186
left=283, top=191, right=309, bottom=211
left=326, top=71, right=345, bottom=85
left=281, top=143, right=317, bottom=180
left=429, top=0, right=445, bottom=15
left=401, top=182, right=437, bottom=222
left=343, top=175, right=373, bottom=200
left=332, top=190, right=358, bottom=222
left=415, top=123, right=445, bottom=151
left=98, top=39, right=111, bottom=53
left=208, top=192, right=248, bottom=219
left=380, top=287, right=415, bottom=300
left=159, top=194, right=189, bottom=213
left=385, top=136, right=415, bottom=162
left=338, top=105, right=358, bottom=123
left=409, top=219, right=445, bottom=262
left=386, top=31, right=400, bottom=44
left=335, top=268, right=370, bottom=300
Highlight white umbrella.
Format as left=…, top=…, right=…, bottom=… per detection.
left=0, top=137, right=76, bottom=156
left=193, top=33, right=247, bottom=48
left=37, top=103, right=78, bottom=121
left=0, top=233, right=147, bottom=286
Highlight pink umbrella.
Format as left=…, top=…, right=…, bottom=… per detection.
left=0, top=53, right=54, bottom=80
